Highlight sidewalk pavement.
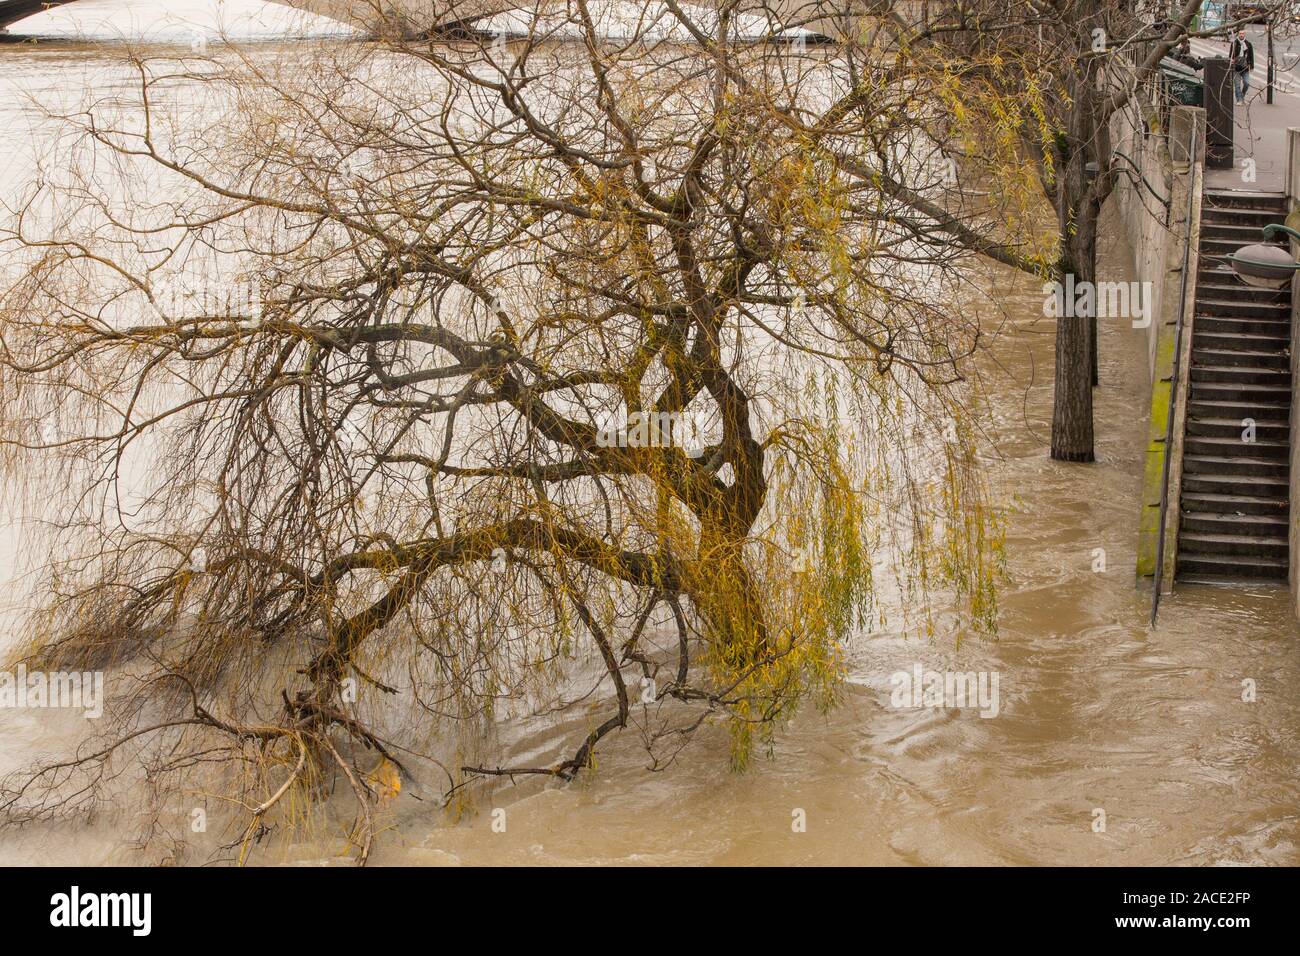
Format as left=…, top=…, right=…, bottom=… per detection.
left=1191, top=37, right=1300, bottom=193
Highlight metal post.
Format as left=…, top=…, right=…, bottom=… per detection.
left=1203, top=57, right=1234, bottom=168
left=1268, top=20, right=1275, bottom=105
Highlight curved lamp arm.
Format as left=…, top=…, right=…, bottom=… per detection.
left=1262, top=223, right=1300, bottom=243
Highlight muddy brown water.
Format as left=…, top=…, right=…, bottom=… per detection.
left=0, top=38, right=1297, bottom=867
left=383, top=241, right=1299, bottom=868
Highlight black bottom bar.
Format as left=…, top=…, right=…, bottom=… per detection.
left=0, top=865, right=1291, bottom=941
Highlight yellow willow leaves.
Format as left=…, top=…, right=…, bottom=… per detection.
left=940, top=443, right=1005, bottom=638
left=931, top=63, right=1059, bottom=268
left=704, top=427, right=872, bottom=770
left=366, top=757, right=402, bottom=805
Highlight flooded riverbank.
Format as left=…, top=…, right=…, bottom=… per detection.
left=367, top=235, right=1300, bottom=867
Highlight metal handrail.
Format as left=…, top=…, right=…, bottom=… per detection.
left=1150, top=123, right=1201, bottom=628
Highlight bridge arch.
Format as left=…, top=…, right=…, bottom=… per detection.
left=0, top=0, right=844, bottom=38
left=0, top=1, right=511, bottom=35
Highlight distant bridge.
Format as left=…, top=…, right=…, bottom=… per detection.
left=0, top=1, right=860, bottom=37
left=0, top=1, right=512, bottom=35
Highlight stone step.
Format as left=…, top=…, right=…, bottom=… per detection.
left=1199, top=206, right=1288, bottom=227
left=1192, top=330, right=1290, bottom=352
left=1194, top=315, right=1291, bottom=336
left=1181, top=454, right=1289, bottom=478
left=1184, top=415, right=1290, bottom=440
left=1189, top=383, right=1292, bottom=407
left=1195, top=272, right=1263, bottom=292
left=1181, top=190, right=1295, bottom=589
left=1195, top=281, right=1290, bottom=304
left=1202, top=220, right=1289, bottom=240
left=1199, top=237, right=1288, bottom=257
left=1191, top=347, right=1290, bottom=370
left=1188, top=398, right=1292, bottom=421
left=1202, top=189, right=1289, bottom=212
left=1183, top=435, right=1290, bottom=460
left=1180, top=490, right=1289, bottom=516
left=1181, top=472, right=1290, bottom=496
left=1194, top=269, right=1279, bottom=290
left=1196, top=263, right=1243, bottom=279
left=1178, top=530, right=1289, bottom=558
left=1189, top=364, right=1291, bottom=386
left=1178, top=510, right=1289, bottom=537
left=1192, top=297, right=1291, bottom=319
left=1177, top=551, right=1289, bottom=580
left=1176, top=570, right=1287, bottom=585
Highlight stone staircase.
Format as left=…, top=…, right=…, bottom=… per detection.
left=1176, top=189, right=1293, bottom=585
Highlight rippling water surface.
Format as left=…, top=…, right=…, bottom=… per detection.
left=375, top=259, right=1300, bottom=868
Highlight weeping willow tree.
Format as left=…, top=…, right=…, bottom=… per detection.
left=0, top=1, right=1045, bottom=863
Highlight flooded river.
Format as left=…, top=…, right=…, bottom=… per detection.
left=0, top=11, right=1297, bottom=867
left=376, top=254, right=1300, bottom=868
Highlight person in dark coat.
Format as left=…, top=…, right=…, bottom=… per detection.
left=1230, top=29, right=1255, bottom=103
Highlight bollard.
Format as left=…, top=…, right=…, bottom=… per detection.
left=1203, top=56, right=1234, bottom=169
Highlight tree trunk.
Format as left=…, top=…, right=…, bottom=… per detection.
left=1051, top=311, right=1096, bottom=462
left=1051, top=167, right=1100, bottom=463
left=1050, top=62, right=1109, bottom=464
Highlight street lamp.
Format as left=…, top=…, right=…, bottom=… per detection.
left=1226, top=224, right=1300, bottom=289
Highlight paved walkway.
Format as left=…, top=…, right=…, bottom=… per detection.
left=1191, top=37, right=1300, bottom=193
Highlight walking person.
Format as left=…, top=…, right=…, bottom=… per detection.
left=1229, top=28, right=1254, bottom=104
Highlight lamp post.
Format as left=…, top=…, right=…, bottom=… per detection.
left=1226, top=224, right=1300, bottom=288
